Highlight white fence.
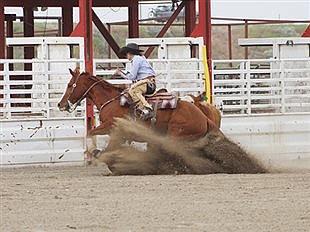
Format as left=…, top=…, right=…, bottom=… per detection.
left=0, top=37, right=86, bottom=165
left=1, top=48, right=310, bottom=168
left=0, top=58, right=86, bottom=165
left=94, top=58, right=205, bottom=95
left=213, top=58, right=310, bottom=115
left=214, top=58, right=310, bottom=168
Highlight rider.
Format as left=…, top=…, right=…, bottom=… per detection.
left=114, top=43, right=156, bottom=118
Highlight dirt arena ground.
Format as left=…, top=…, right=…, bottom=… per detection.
left=1, top=165, right=310, bottom=232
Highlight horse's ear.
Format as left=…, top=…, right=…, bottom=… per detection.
left=69, top=68, right=74, bottom=76
left=199, top=92, right=206, bottom=101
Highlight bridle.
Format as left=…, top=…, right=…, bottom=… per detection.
left=66, top=74, right=124, bottom=113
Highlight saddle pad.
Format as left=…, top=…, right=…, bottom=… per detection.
left=120, top=93, right=178, bottom=109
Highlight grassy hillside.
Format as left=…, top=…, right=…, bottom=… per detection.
left=10, top=22, right=309, bottom=60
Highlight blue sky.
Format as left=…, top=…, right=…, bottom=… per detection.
left=4, top=0, right=310, bottom=23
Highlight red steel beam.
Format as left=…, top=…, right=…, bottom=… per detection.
left=23, top=7, right=34, bottom=71
left=92, top=10, right=121, bottom=58
left=71, top=0, right=94, bottom=134
left=302, top=25, right=310, bottom=37
left=0, top=2, right=3, bottom=106
left=191, top=0, right=212, bottom=101
left=5, top=12, right=16, bottom=61
left=81, top=0, right=94, bottom=133
left=144, top=0, right=186, bottom=58
left=244, top=20, right=248, bottom=59
left=205, top=0, right=212, bottom=102
left=128, top=0, right=139, bottom=38
left=4, top=0, right=130, bottom=7
left=0, top=2, right=4, bottom=60
left=228, top=25, right=232, bottom=60
left=185, top=0, right=196, bottom=36
left=62, top=5, right=73, bottom=36
left=6, top=17, right=14, bottom=70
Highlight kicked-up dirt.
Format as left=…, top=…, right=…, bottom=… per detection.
left=1, top=165, right=310, bottom=232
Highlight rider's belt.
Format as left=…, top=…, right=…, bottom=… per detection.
left=133, top=76, right=155, bottom=83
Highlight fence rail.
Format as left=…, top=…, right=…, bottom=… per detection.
left=1, top=57, right=310, bottom=119
left=94, top=58, right=205, bottom=96
left=212, top=58, right=310, bottom=115
left=0, top=58, right=85, bottom=120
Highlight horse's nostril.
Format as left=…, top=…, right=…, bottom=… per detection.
left=57, top=103, right=60, bottom=107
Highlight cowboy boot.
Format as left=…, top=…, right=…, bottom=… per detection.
left=140, top=105, right=155, bottom=120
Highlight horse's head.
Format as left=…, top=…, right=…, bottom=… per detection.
left=58, top=67, right=88, bottom=112
left=181, top=92, right=206, bottom=106
left=188, top=92, right=206, bottom=104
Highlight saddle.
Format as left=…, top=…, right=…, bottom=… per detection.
left=120, top=89, right=178, bottom=109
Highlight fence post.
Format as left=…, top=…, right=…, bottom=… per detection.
left=3, top=61, right=10, bottom=119
left=280, top=60, right=285, bottom=114
left=245, top=61, right=251, bottom=115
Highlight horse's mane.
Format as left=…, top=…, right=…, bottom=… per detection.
left=80, top=72, right=125, bottom=92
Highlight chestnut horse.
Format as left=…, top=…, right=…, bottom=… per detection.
left=58, top=69, right=217, bottom=143
left=181, top=93, right=221, bottom=128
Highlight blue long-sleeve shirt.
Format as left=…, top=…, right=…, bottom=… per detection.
left=121, top=55, right=155, bottom=81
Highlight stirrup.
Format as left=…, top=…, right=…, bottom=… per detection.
left=140, top=108, right=154, bottom=120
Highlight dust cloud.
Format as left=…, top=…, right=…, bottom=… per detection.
left=97, top=118, right=267, bottom=175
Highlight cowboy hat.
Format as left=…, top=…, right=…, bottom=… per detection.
left=119, top=43, right=144, bottom=55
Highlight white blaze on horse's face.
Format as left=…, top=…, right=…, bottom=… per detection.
left=58, top=69, right=80, bottom=112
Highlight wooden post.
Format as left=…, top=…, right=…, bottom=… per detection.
left=128, top=0, right=139, bottom=38
left=62, top=5, right=73, bottom=36
left=0, top=2, right=5, bottom=60
left=23, top=7, right=34, bottom=71
left=244, top=20, right=248, bottom=59
left=228, top=25, right=232, bottom=60
left=185, top=0, right=196, bottom=36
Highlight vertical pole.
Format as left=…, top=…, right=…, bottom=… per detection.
left=228, top=24, right=232, bottom=67
left=128, top=0, right=139, bottom=38
left=78, top=0, right=94, bottom=133
left=185, top=0, right=196, bottom=36
left=107, top=23, right=112, bottom=69
left=23, top=7, right=34, bottom=70
left=206, top=0, right=212, bottom=75
left=107, top=23, right=111, bottom=59
left=0, top=2, right=5, bottom=60
left=23, top=7, right=34, bottom=105
left=228, top=25, right=232, bottom=60
left=244, top=20, right=248, bottom=59
left=0, top=2, right=4, bottom=107
left=6, top=18, right=14, bottom=70
left=58, top=18, right=62, bottom=36
left=62, top=5, right=73, bottom=36
left=191, top=0, right=212, bottom=102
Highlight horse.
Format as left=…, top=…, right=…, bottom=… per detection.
left=58, top=69, right=218, bottom=151
left=180, top=93, right=221, bottom=128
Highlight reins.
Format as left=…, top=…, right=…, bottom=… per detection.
left=72, top=78, right=107, bottom=106
left=68, top=74, right=125, bottom=111
left=99, top=92, right=126, bottom=112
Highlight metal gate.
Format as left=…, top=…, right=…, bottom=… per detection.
left=0, top=37, right=86, bottom=165
left=213, top=58, right=310, bottom=168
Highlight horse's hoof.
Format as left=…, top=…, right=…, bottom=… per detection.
left=92, top=149, right=101, bottom=159
left=86, top=160, right=93, bottom=166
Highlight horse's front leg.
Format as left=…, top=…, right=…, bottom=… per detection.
left=85, top=121, right=113, bottom=163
